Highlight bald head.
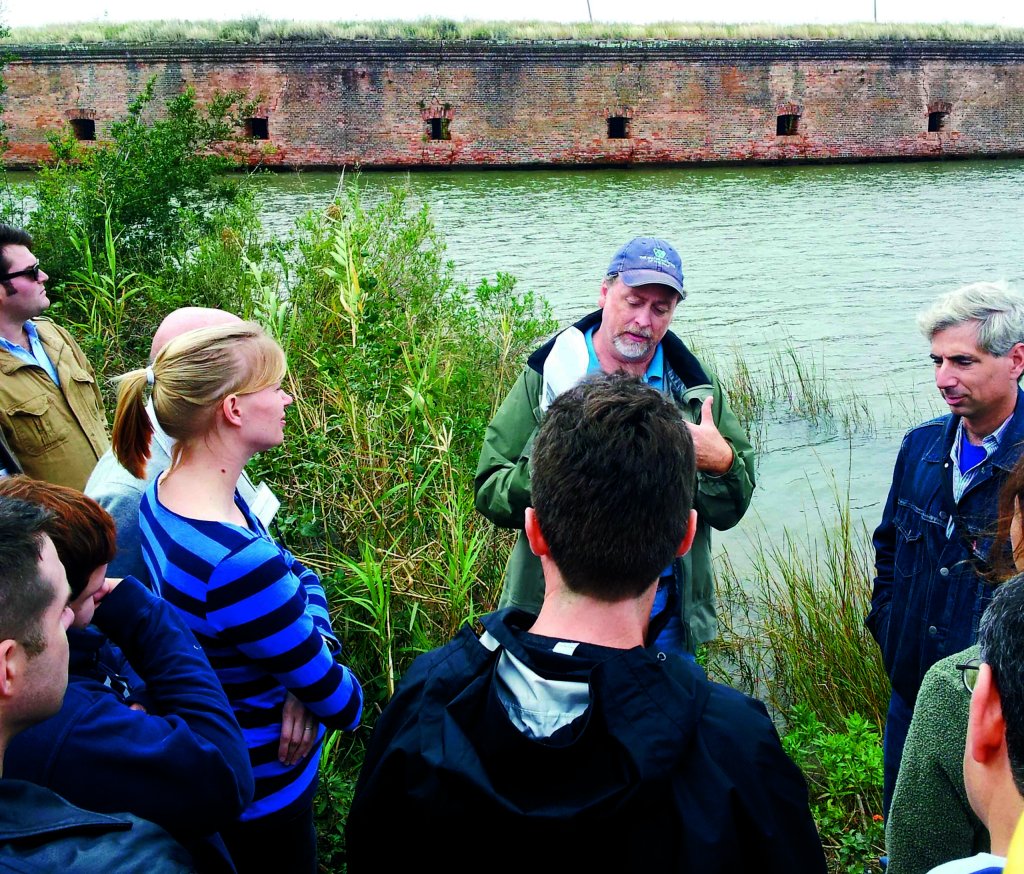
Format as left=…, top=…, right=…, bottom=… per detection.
left=150, top=308, right=242, bottom=362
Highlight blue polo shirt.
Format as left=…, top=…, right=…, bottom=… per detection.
left=0, top=321, right=59, bottom=387
left=583, top=326, right=664, bottom=387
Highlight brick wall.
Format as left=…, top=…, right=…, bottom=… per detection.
left=5, top=40, right=1024, bottom=168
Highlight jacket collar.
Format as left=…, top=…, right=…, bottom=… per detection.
left=0, top=319, right=59, bottom=376
left=0, top=779, right=131, bottom=840
left=528, top=309, right=710, bottom=388
left=923, top=387, right=1024, bottom=470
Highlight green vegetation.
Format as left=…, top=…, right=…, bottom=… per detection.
left=7, top=17, right=1024, bottom=45
left=690, top=340, right=877, bottom=456
left=1, top=86, right=892, bottom=873
left=709, top=493, right=888, bottom=733
left=708, top=491, right=888, bottom=872
left=783, top=705, right=885, bottom=873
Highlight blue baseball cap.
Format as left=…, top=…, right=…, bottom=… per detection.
left=606, top=237, right=686, bottom=299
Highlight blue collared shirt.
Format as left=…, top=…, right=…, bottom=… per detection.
left=947, top=414, right=1013, bottom=537
left=583, top=326, right=665, bottom=387
left=0, top=321, right=59, bottom=387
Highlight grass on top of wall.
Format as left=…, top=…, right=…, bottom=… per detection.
left=7, top=18, right=1024, bottom=45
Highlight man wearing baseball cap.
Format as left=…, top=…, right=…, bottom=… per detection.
left=475, top=237, right=756, bottom=656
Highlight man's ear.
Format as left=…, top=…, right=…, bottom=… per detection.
left=1008, top=342, right=1024, bottom=382
left=676, top=509, right=698, bottom=558
left=0, top=639, right=20, bottom=700
left=968, top=663, right=1007, bottom=765
left=221, top=394, right=243, bottom=427
left=524, top=508, right=550, bottom=558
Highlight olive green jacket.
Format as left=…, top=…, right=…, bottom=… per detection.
left=474, top=310, right=756, bottom=651
left=0, top=318, right=108, bottom=490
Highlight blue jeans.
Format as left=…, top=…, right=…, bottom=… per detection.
left=883, top=690, right=914, bottom=820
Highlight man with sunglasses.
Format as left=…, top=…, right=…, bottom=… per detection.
left=0, top=225, right=108, bottom=490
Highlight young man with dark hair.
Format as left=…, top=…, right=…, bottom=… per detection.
left=0, top=224, right=108, bottom=490
left=927, top=574, right=1024, bottom=873
left=348, top=374, right=824, bottom=873
left=0, top=495, right=194, bottom=870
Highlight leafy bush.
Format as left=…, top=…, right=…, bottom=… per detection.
left=25, top=78, right=255, bottom=284
left=783, top=704, right=885, bottom=873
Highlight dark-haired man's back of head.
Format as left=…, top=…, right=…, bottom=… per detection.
left=531, top=373, right=696, bottom=600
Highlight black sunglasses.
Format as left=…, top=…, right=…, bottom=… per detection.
left=0, top=262, right=41, bottom=282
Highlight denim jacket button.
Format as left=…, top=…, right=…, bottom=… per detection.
left=928, top=625, right=938, bottom=636
left=939, top=567, right=950, bottom=577
left=939, top=511, right=949, bottom=521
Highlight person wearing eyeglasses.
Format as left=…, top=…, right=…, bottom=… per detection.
left=0, top=225, right=108, bottom=490
left=887, top=457, right=1024, bottom=874
left=925, top=572, right=1024, bottom=873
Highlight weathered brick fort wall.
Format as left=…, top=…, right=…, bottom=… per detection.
left=5, top=39, right=1024, bottom=168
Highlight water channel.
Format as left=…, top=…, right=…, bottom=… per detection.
left=256, top=159, right=1024, bottom=574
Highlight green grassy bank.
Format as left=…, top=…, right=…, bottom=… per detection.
left=6, top=17, right=1024, bottom=45
left=0, top=86, right=888, bottom=872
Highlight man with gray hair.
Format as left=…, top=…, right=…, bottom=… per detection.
left=868, top=281, right=1024, bottom=819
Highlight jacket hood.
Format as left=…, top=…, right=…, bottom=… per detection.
left=527, top=309, right=711, bottom=389
left=407, top=609, right=710, bottom=817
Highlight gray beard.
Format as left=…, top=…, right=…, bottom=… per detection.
left=612, top=334, right=653, bottom=362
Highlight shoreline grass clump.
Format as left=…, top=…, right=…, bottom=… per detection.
left=7, top=18, right=1024, bottom=46
left=708, top=497, right=888, bottom=873
left=709, top=497, right=888, bottom=732
left=690, top=339, right=877, bottom=458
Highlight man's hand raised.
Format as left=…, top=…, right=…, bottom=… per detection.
left=685, top=396, right=735, bottom=476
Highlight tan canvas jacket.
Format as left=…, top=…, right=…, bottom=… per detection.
left=0, top=318, right=108, bottom=490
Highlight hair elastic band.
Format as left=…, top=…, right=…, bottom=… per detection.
left=145, top=366, right=155, bottom=387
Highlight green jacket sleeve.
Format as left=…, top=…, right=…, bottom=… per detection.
left=474, top=368, right=543, bottom=530
left=692, top=370, right=756, bottom=532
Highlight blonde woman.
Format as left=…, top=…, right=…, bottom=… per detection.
left=112, top=322, right=362, bottom=873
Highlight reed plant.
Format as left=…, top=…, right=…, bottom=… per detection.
left=691, top=339, right=877, bottom=458
left=709, top=496, right=888, bottom=734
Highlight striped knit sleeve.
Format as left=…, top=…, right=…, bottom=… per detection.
left=279, top=547, right=340, bottom=651
left=206, top=538, right=363, bottom=731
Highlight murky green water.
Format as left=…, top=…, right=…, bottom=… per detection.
left=259, top=160, right=1024, bottom=569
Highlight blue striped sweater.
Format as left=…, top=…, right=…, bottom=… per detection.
left=139, top=480, right=363, bottom=821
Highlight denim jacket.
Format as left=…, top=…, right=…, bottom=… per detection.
left=866, top=390, right=1024, bottom=705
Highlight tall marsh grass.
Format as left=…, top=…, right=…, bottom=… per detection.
left=709, top=498, right=888, bottom=734
left=691, top=340, right=877, bottom=455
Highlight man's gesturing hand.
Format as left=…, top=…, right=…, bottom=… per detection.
left=685, top=396, right=734, bottom=475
